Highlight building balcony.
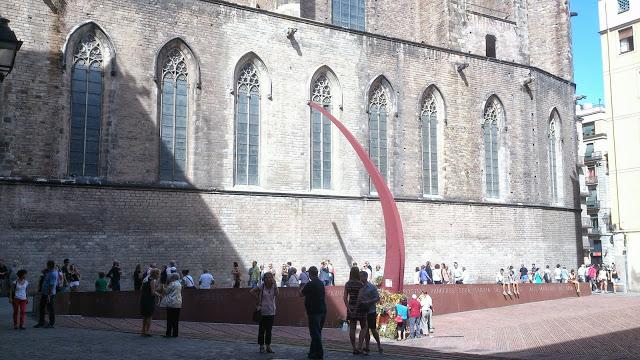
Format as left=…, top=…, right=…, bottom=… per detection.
left=587, top=200, right=601, bottom=211
left=588, top=227, right=601, bottom=235
left=581, top=216, right=592, bottom=228
left=585, top=176, right=598, bottom=185
left=585, top=151, right=603, bottom=163
left=584, top=132, right=607, bottom=141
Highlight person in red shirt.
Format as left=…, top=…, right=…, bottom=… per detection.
left=407, top=294, right=422, bottom=338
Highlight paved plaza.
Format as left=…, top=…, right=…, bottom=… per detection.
left=1, top=294, right=639, bottom=359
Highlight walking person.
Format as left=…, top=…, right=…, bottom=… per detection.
left=133, top=264, right=144, bottom=291
left=300, top=266, right=326, bottom=360
left=160, top=273, right=183, bottom=337
left=419, top=289, right=434, bottom=337
left=106, top=261, right=122, bottom=291
left=140, top=269, right=161, bottom=337
left=9, top=269, right=28, bottom=329
left=357, top=270, right=383, bottom=354
left=34, top=260, right=58, bottom=328
left=232, top=262, right=241, bottom=288
left=250, top=272, right=279, bottom=354
left=343, top=267, right=366, bottom=354
left=407, top=294, right=422, bottom=339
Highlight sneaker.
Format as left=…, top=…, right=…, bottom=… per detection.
left=503, top=291, right=507, bottom=296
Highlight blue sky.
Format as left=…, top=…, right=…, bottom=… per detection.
left=571, top=0, right=604, bottom=105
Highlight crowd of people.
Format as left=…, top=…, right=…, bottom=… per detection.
left=412, top=261, right=467, bottom=285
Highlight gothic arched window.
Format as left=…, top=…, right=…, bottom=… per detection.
left=483, top=97, right=503, bottom=198
left=548, top=114, right=559, bottom=202
left=70, top=34, right=103, bottom=177
left=421, top=92, right=439, bottom=195
left=311, top=75, right=332, bottom=189
left=235, top=63, right=260, bottom=186
left=159, top=49, right=189, bottom=182
left=332, top=0, right=365, bottom=31
left=369, top=85, right=389, bottom=186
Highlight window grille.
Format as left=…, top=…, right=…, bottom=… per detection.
left=70, top=34, right=103, bottom=177
left=618, top=0, right=630, bottom=13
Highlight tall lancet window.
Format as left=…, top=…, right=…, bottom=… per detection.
left=548, top=117, right=559, bottom=202
left=483, top=97, right=502, bottom=198
left=70, top=34, right=103, bottom=177
left=421, top=93, right=439, bottom=195
left=159, top=49, right=189, bottom=182
left=369, top=85, right=389, bottom=186
left=235, top=63, right=260, bottom=186
left=311, top=75, right=332, bottom=189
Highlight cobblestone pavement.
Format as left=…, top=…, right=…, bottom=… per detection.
left=1, top=294, right=638, bottom=359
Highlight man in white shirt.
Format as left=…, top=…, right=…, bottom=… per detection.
left=461, top=267, right=470, bottom=284
left=452, top=262, right=463, bottom=284
left=166, top=261, right=177, bottom=277
left=418, top=290, right=434, bottom=337
left=198, top=269, right=214, bottom=289
left=553, top=264, right=562, bottom=283
left=577, top=264, right=586, bottom=282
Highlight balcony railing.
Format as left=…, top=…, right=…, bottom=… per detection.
left=585, top=176, right=598, bottom=185
left=588, top=227, right=601, bottom=235
left=581, top=216, right=592, bottom=228
left=585, top=151, right=603, bottom=162
left=587, top=199, right=601, bottom=209
left=584, top=132, right=606, bottom=140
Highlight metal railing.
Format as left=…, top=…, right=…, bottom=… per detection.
left=585, top=151, right=603, bottom=162
left=585, top=176, right=598, bottom=185
left=588, top=227, right=601, bottom=235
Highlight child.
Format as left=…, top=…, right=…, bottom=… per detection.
left=95, top=272, right=108, bottom=292
left=9, top=269, right=28, bottom=329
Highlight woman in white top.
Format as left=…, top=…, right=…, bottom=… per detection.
left=160, top=273, right=183, bottom=337
left=597, top=264, right=608, bottom=293
left=432, top=264, right=443, bottom=284
left=250, top=272, right=279, bottom=354
left=9, top=269, right=28, bottom=329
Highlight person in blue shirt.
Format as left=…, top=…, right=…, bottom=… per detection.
left=419, top=266, right=431, bottom=285
left=35, top=260, right=58, bottom=328
left=395, top=298, right=408, bottom=340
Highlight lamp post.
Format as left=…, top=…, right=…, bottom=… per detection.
left=0, top=17, right=23, bottom=82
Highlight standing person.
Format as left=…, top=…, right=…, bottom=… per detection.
left=452, top=262, right=463, bottom=284
left=519, top=264, right=528, bottom=283
left=300, top=266, right=326, bottom=360
left=299, top=267, right=310, bottom=286
left=611, top=263, right=619, bottom=294
left=166, top=261, right=178, bottom=277
left=106, top=261, right=122, bottom=291
left=68, top=264, right=81, bottom=292
left=0, top=259, right=8, bottom=296
left=432, top=264, right=442, bottom=284
left=560, top=266, right=569, bottom=284
left=140, top=269, right=161, bottom=337
left=280, top=264, right=289, bottom=287
left=395, top=298, right=408, bottom=341
left=232, top=262, right=241, bottom=288
left=249, top=261, right=260, bottom=289
left=327, top=260, right=335, bottom=286
left=60, top=259, right=71, bottom=293
left=461, top=267, right=470, bottom=284
left=598, top=264, right=608, bottom=293
left=425, top=262, right=433, bottom=284
left=407, top=294, right=422, bottom=339
left=251, top=272, right=279, bottom=354
left=34, top=260, right=58, bottom=328
left=95, top=272, right=108, bottom=292
left=577, top=264, right=587, bottom=283
left=553, top=264, right=562, bottom=283
left=319, top=262, right=331, bottom=286
left=181, top=270, right=196, bottom=289
left=534, top=268, right=543, bottom=284
left=198, top=269, right=215, bottom=289
left=374, top=265, right=383, bottom=282
left=133, top=264, right=143, bottom=291
left=413, top=267, right=421, bottom=285
left=362, top=261, right=372, bottom=281
left=343, top=267, right=366, bottom=354
left=544, top=265, right=552, bottom=283
left=287, top=268, right=300, bottom=287
left=9, top=269, right=28, bottom=329
left=441, top=263, right=450, bottom=284
left=588, top=264, right=598, bottom=291
left=160, top=273, right=183, bottom=337
left=419, top=289, right=434, bottom=337
left=357, top=271, right=383, bottom=354
left=419, top=266, right=430, bottom=285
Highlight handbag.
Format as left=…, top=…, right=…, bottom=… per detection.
left=252, top=287, right=263, bottom=323
left=394, top=315, right=403, bottom=323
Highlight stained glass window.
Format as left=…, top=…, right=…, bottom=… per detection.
left=369, top=85, right=388, bottom=191
left=235, top=63, right=260, bottom=186
left=421, top=92, right=439, bottom=195
left=483, top=97, right=502, bottom=198
left=311, top=75, right=332, bottom=189
left=159, top=49, right=188, bottom=182
left=70, top=34, right=103, bottom=177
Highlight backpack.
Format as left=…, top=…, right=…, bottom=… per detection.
left=543, top=272, right=550, bottom=282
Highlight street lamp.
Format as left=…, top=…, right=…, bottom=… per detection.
left=0, top=17, right=23, bottom=82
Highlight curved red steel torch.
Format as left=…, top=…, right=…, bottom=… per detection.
left=308, top=102, right=405, bottom=292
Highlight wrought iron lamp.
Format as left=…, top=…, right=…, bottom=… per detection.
left=0, top=17, right=23, bottom=82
